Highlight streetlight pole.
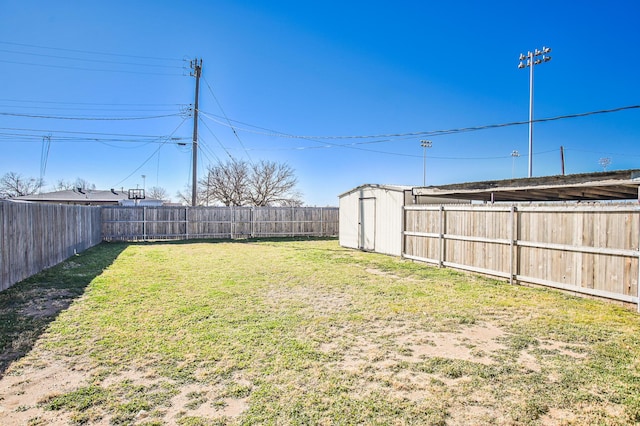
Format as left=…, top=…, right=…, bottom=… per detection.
left=420, top=140, right=432, bottom=186
left=518, top=46, right=551, bottom=178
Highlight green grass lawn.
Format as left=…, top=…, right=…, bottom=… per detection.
left=1, top=239, right=640, bottom=425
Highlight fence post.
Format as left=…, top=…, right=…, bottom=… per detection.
left=320, top=207, right=324, bottom=237
left=1, top=202, right=5, bottom=291
left=250, top=207, right=254, bottom=238
left=637, top=206, right=640, bottom=313
left=400, top=205, right=406, bottom=258
left=142, top=207, right=147, bottom=241
left=510, top=205, right=516, bottom=285
left=230, top=206, right=234, bottom=239
left=185, top=207, right=189, bottom=240
left=439, top=205, right=445, bottom=267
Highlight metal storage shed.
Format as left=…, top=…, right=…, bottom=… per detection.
left=339, top=184, right=410, bottom=256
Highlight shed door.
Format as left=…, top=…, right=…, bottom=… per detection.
left=359, top=197, right=376, bottom=251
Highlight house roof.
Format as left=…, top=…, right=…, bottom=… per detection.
left=412, top=169, right=640, bottom=202
left=15, top=189, right=161, bottom=204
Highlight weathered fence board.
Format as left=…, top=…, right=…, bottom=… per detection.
left=0, top=201, right=102, bottom=291
left=102, top=206, right=339, bottom=241
left=403, top=204, right=640, bottom=309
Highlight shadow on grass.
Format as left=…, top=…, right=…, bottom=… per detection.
left=0, top=242, right=128, bottom=378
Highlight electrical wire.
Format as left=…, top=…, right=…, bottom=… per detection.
left=563, top=148, right=640, bottom=158
left=197, top=136, right=222, bottom=165
left=0, top=98, right=184, bottom=106
left=111, top=117, right=190, bottom=188
left=0, top=59, right=185, bottom=76
left=0, top=104, right=180, bottom=113
left=0, top=48, right=185, bottom=69
left=200, top=104, right=640, bottom=142
left=198, top=116, right=235, bottom=160
left=0, top=126, right=189, bottom=139
left=202, top=76, right=252, bottom=162
left=0, top=40, right=183, bottom=62
left=0, top=111, right=183, bottom=121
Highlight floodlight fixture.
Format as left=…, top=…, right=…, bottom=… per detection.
left=420, top=140, right=432, bottom=186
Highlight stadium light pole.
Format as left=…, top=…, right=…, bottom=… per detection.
left=420, top=140, right=432, bottom=186
left=518, top=46, right=551, bottom=178
left=511, top=150, right=520, bottom=178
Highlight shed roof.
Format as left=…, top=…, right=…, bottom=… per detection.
left=412, top=169, right=640, bottom=202
left=338, top=184, right=413, bottom=198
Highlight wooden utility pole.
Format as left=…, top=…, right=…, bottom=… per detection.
left=190, top=58, right=202, bottom=206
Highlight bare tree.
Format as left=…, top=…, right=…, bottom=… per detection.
left=53, top=178, right=96, bottom=191
left=53, top=179, right=75, bottom=191
left=74, top=178, right=96, bottom=191
left=0, top=172, right=44, bottom=198
left=248, top=160, right=301, bottom=206
left=147, top=186, right=169, bottom=201
left=200, top=160, right=250, bottom=206
left=175, top=186, right=194, bottom=206
left=199, top=159, right=302, bottom=206
left=176, top=185, right=208, bottom=206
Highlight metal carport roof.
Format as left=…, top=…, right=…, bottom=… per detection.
left=412, top=169, right=640, bottom=202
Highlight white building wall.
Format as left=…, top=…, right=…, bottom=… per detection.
left=339, top=185, right=408, bottom=257
left=339, top=190, right=359, bottom=250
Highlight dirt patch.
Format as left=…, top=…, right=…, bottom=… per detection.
left=0, top=356, right=89, bottom=425
left=328, top=322, right=507, bottom=371
left=0, top=354, right=252, bottom=425
left=395, top=323, right=506, bottom=364
left=18, top=289, right=75, bottom=319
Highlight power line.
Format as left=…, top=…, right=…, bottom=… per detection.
left=0, top=111, right=183, bottom=121
left=201, top=104, right=640, bottom=142
left=202, top=76, right=252, bottom=162
left=0, top=126, right=188, bottom=139
left=111, top=118, right=190, bottom=188
left=0, top=98, right=184, bottom=107
left=0, top=59, right=185, bottom=76
left=198, top=116, right=235, bottom=160
left=0, top=48, right=185, bottom=69
left=0, top=40, right=183, bottom=62
left=0, top=103, right=181, bottom=113
left=197, top=136, right=222, bottom=165
left=0, top=133, right=183, bottom=145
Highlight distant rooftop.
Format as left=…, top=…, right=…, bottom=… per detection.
left=15, top=188, right=163, bottom=205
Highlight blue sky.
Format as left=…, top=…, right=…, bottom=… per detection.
left=1, top=0, right=638, bottom=206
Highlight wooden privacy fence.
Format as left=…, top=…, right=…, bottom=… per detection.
left=102, top=206, right=339, bottom=241
left=0, top=201, right=102, bottom=291
left=403, top=203, right=640, bottom=309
